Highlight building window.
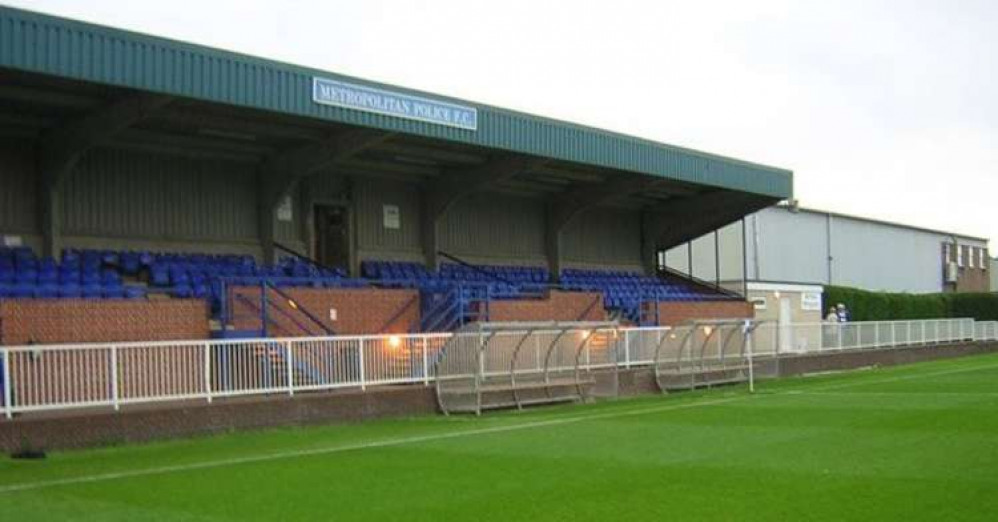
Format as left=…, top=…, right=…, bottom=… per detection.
left=943, top=243, right=951, bottom=262
left=969, top=247, right=975, bottom=268
left=980, top=248, right=987, bottom=270
left=957, top=245, right=963, bottom=267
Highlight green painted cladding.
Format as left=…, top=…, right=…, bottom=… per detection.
left=439, top=193, right=546, bottom=263
left=563, top=208, right=643, bottom=269
left=65, top=148, right=259, bottom=241
left=0, top=140, right=37, bottom=235
left=352, top=177, right=423, bottom=260
left=0, top=6, right=792, bottom=198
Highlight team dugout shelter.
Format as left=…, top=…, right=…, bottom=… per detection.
left=0, top=7, right=793, bottom=343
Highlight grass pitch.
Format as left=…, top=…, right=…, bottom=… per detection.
left=2, top=353, right=998, bottom=521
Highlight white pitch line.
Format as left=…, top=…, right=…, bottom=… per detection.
left=3, top=359, right=997, bottom=495
left=795, top=361, right=998, bottom=392
left=0, top=395, right=745, bottom=495
left=797, top=391, right=998, bottom=397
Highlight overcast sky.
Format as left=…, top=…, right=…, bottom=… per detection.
left=8, top=0, right=997, bottom=244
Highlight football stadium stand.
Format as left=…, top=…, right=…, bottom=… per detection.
left=0, top=6, right=791, bottom=345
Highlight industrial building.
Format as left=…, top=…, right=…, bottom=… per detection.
left=665, top=204, right=990, bottom=324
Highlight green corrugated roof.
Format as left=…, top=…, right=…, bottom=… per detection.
left=0, top=6, right=792, bottom=198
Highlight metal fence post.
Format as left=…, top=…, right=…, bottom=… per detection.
left=746, top=322, right=755, bottom=393
left=110, top=345, right=119, bottom=411
left=359, top=339, right=367, bottom=391
left=2, top=349, right=11, bottom=420
left=422, top=337, right=429, bottom=386
left=286, top=341, right=294, bottom=396
left=775, top=322, right=781, bottom=354
left=204, top=342, right=212, bottom=404
left=624, top=332, right=631, bottom=369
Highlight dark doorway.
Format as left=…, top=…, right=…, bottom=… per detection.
left=314, top=204, right=350, bottom=271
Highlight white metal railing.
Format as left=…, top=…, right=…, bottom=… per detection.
left=751, top=318, right=976, bottom=356
left=0, top=318, right=990, bottom=419
left=975, top=321, right=998, bottom=342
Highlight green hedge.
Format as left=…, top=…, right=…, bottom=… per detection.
left=823, top=286, right=998, bottom=322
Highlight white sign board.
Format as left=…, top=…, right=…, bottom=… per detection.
left=801, top=292, right=822, bottom=311
left=313, top=77, right=479, bottom=131
left=383, top=204, right=400, bottom=229
left=276, top=196, right=293, bottom=222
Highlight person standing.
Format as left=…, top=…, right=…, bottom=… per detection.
left=836, top=303, right=850, bottom=323
left=836, top=303, right=853, bottom=347
left=824, top=307, right=840, bottom=349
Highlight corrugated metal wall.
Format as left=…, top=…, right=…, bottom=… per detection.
left=672, top=206, right=988, bottom=293
left=562, top=208, right=642, bottom=269
left=352, top=176, right=423, bottom=260
left=307, top=169, right=350, bottom=203
left=827, top=217, right=948, bottom=293
left=64, top=147, right=258, bottom=242
left=664, top=221, right=744, bottom=283
left=750, top=209, right=829, bottom=284
left=0, top=140, right=37, bottom=234
left=272, top=183, right=303, bottom=249
left=438, top=193, right=545, bottom=263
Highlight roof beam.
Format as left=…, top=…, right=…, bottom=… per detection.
left=546, top=174, right=664, bottom=235
left=421, top=155, right=547, bottom=269
left=38, top=92, right=173, bottom=188
left=424, top=155, right=548, bottom=221
left=544, top=174, right=664, bottom=281
left=639, top=191, right=778, bottom=274
left=152, top=107, right=330, bottom=143
left=260, top=128, right=391, bottom=209
left=35, top=92, right=172, bottom=258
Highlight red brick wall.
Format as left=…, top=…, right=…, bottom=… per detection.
left=488, top=291, right=606, bottom=322
left=0, top=300, right=209, bottom=345
left=230, top=287, right=419, bottom=336
left=653, top=300, right=754, bottom=326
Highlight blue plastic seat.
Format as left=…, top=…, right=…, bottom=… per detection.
left=58, top=284, right=82, bottom=298
left=123, top=285, right=146, bottom=300
left=101, top=270, right=122, bottom=286
left=81, top=270, right=100, bottom=285
left=11, top=282, right=33, bottom=298
left=102, top=285, right=125, bottom=298
left=193, top=284, right=210, bottom=298
left=81, top=283, right=102, bottom=299
left=120, top=253, right=141, bottom=274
